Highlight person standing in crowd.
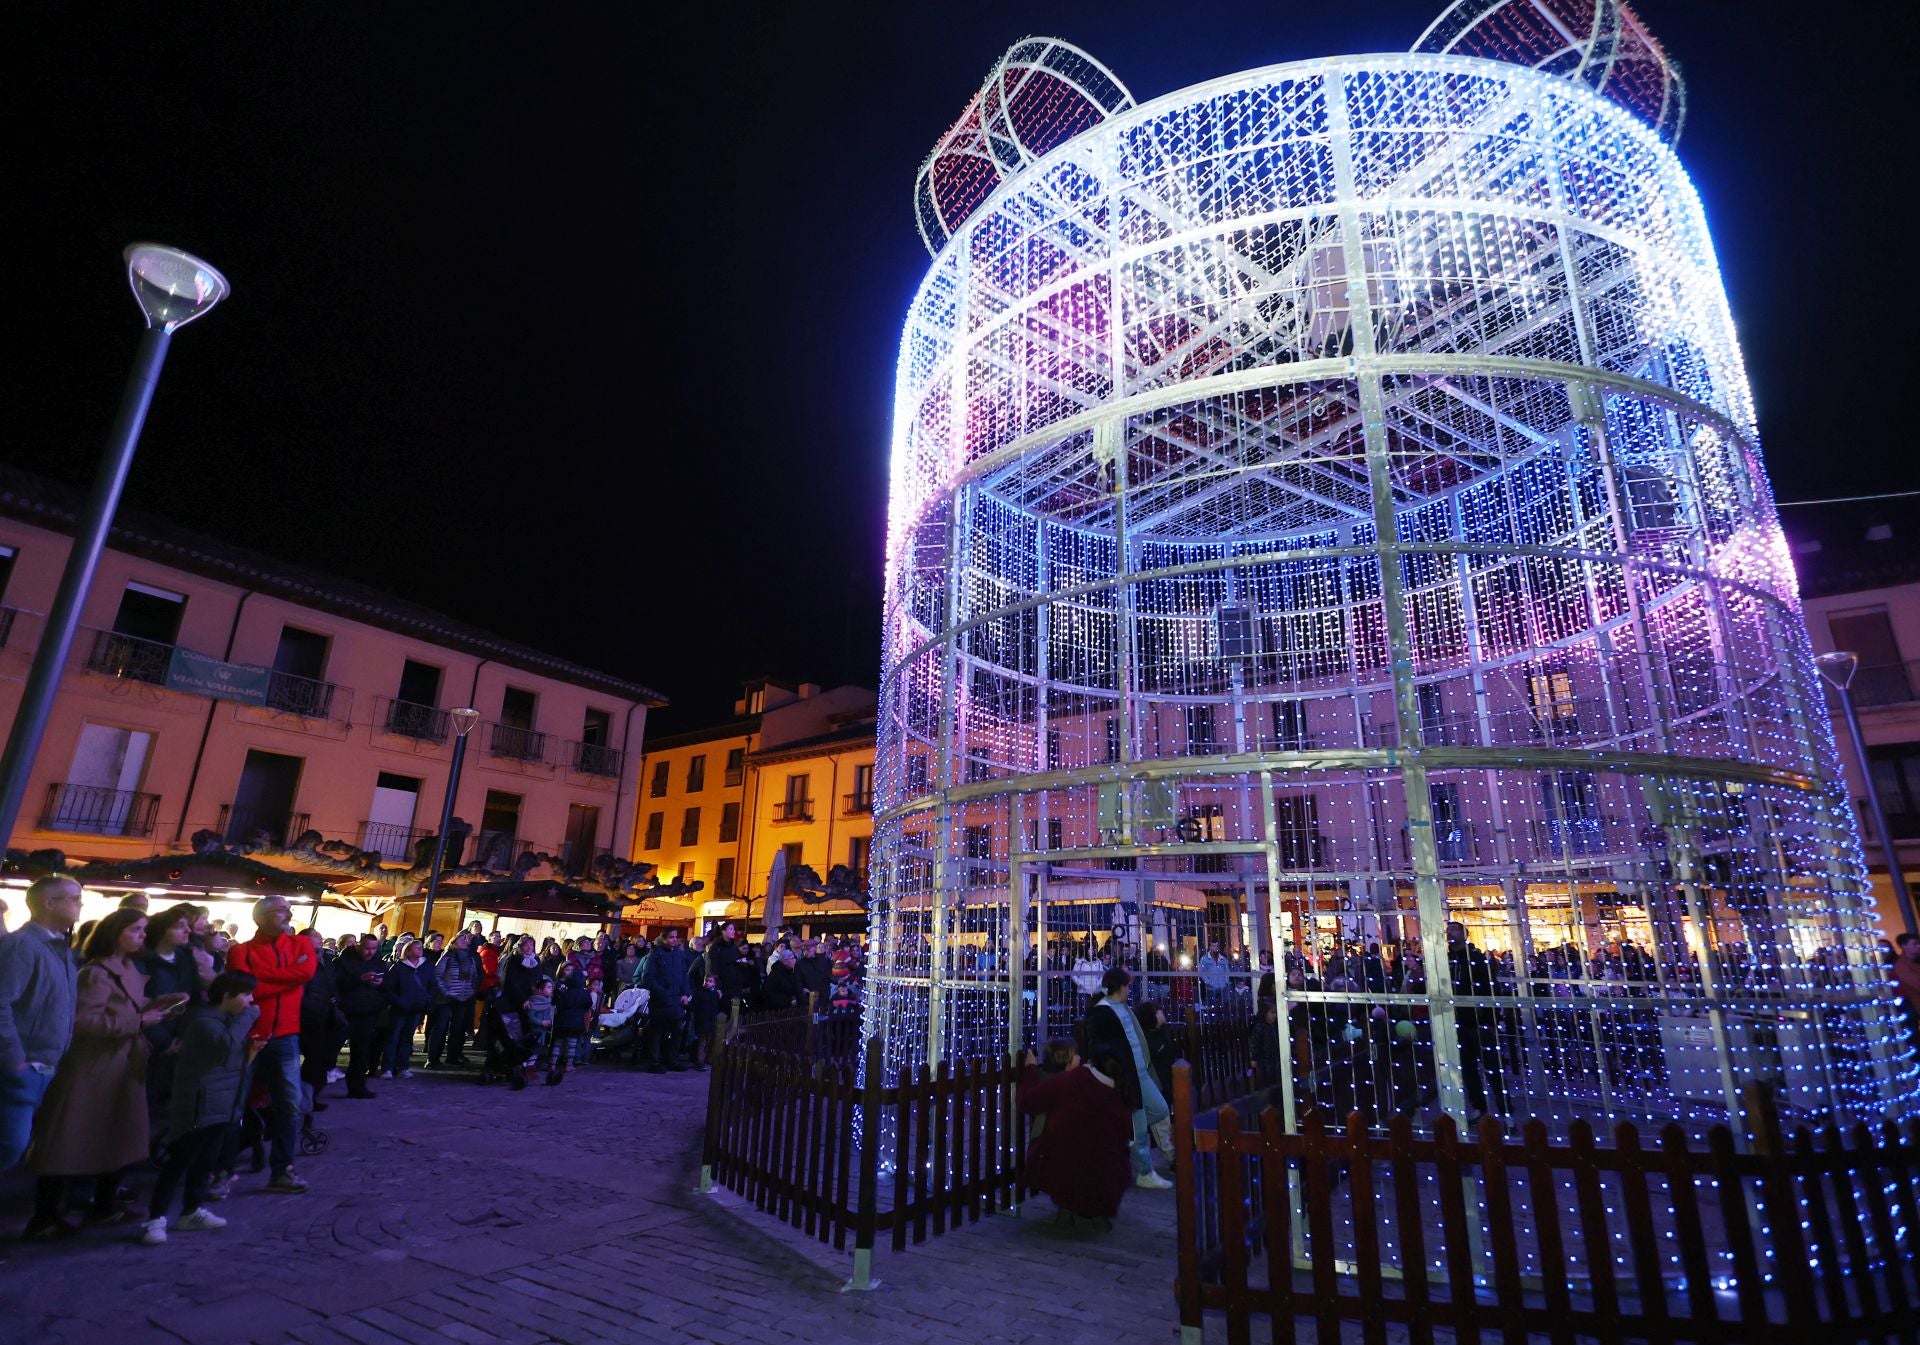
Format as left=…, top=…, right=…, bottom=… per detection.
left=522, top=976, right=556, bottom=1065
left=223, top=896, right=316, bottom=1194
left=1084, top=967, right=1173, bottom=1189
left=795, top=938, right=832, bottom=1011
left=383, top=939, right=437, bottom=1079
left=428, top=931, right=480, bottom=1068
left=298, top=928, right=342, bottom=1110
left=1445, top=921, right=1509, bottom=1120
left=687, top=971, right=719, bottom=1071
left=142, top=970, right=259, bottom=1245
left=334, top=934, right=390, bottom=1100
left=547, top=968, right=593, bottom=1085
left=501, top=935, right=543, bottom=1010
left=0, top=876, right=83, bottom=1176
left=1197, top=943, right=1231, bottom=1004
left=119, top=893, right=150, bottom=916
left=762, top=946, right=801, bottom=1011
left=138, top=904, right=204, bottom=1155
left=643, top=926, right=695, bottom=1072
left=371, top=923, right=393, bottom=960
left=27, top=909, right=187, bottom=1235
left=474, top=930, right=501, bottom=1042
left=707, top=921, right=746, bottom=1015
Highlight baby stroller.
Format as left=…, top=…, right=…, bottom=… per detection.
left=478, top=998, right=533, bottom=1091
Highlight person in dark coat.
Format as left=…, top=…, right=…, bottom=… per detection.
left=143, top=972, right=259, bottom=1244
left=706, top=922, right=747, bottom=1014
left=1019, top=1044, right=1133, bottom=1224
left=687, top=972, right=720, bottom=1072
left=641, top=927, right=696, bottom=1072
left=794, top=939, right=833, bottom=1009
left=382, top=940, right=438, bottom=1078
left=298, top=929, right=343, bottom=1109
left=546, top=969, right=593, bottom=1085
left=1082, top=967, right=1172, bottom=1187
left=139, top=903, right=205, bottom=1150
left=1137, top=1001, right=1177, bottom=1107
left=427, top=931, right=480, bottom=1068
left=333, top=935, right=389, bottom=1099
left=761, top=948, right=801, bottom=1012
left=500, top=935, right=544, bottom=1011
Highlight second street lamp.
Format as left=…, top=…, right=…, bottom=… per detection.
left=419, top=708, right=481, bottom=937
left=1817, top=650, right=1918, bottom=936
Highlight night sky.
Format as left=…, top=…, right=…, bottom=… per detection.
left=9, top=1, right=1914, bottom=728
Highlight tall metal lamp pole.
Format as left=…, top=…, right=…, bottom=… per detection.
left=0, top=245, right=229, bottom=843
left=419, top=708, right=480, bottom=936
left=1817, top=651, right=1918, bottom=935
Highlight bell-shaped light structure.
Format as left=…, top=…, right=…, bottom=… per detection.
left=125, top=244, right=229, bottom=333
left=450, top=707, right=482, bottom=737
left=1815, top=650, right=1861, bottom=691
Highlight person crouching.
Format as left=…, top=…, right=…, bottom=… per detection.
left=1018, top=1041, right=1133, bottom=1230
left=143, top=972, right=258, bottom=1244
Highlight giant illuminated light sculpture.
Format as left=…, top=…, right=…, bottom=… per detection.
left=867, top=6, right=1920, bottom=1133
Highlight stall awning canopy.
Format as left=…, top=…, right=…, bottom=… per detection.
left=454, top=881, right=623, bottom=924
left=61, top=851, right=337, bottom=900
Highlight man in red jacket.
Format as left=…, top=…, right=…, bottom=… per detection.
left=226, top=896, right=317, bottom=1193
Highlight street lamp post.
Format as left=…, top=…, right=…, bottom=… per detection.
left=419, top=708, right=481, bottom=936
left=0, top=245, right=229, bottom=844
left=1817, top=650, right=1919, bottom=935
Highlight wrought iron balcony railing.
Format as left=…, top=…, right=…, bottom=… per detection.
left=1847, top=660, right=1920, bottom=708
left=41, top=783, right=161, bottom=837
left=773, top=798, right=814, bottom=824
left=567, top=740, right=623, bottom=778
left=376, top=696, right=450, bottom=743
left=485, top=721, right=548, bottom=763
left=469, top=830, right=534, bottom=871
left=361, top=820, right=431, bottom=864
left=264, top=669, right=340, bottom=720
left=85, top=628, right=173, bottom=685
left=844, top=790, right=874, bottom=815
left=218, top=804, right=310, bottom=848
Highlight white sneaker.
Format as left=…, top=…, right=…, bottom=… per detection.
left=397, top=1069, right=414, bottom=1079
left=176, top=1207, right=227, bottom=1231
left=140, top=1217, right=167, bottom=1245
left=1135, top=1170, right=1174, bottom=1190
left=380, top=1071, right=395, bottom=1079
left=326, top=1068, right=345, bottom=1084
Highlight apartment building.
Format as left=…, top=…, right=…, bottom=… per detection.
left=0, top=468, right=664, bottom=925
left=1788, top=500, right=1920, bottom=935
left=635, top=677, right=874, bottom=934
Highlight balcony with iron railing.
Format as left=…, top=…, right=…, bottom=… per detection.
left=1527, top=813, right=1623, bottom=859
left=1842, top=660, right=1920, bottom=709
left=773, top=798, right=814, bottom=825
left=1398, top=821, right=1485, bottom=866
left=567, top=739, right=623, bottom=778
left=263, top=669, right=341, bottom=721
left=468, top=829, right=535, bottom=871
left=375, top=696, right=450, bottom=743
left=361, top=820, right=432, bottom=864
left=484, top=720, right=548, bottom=763
left=217, top=804, right=310, bottom=848
left=844, top=789, right=874, bottom=815
left=40, top=783, right=161, bottom=837
left=84, top=628, right=173, bottom=685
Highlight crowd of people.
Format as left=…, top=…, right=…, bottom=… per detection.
left=0, top=876, right=870, bottom=1250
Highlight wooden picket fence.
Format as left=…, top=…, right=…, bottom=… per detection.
left=1172, top=1060, right=1920, bottom=1345
left=727, top=995, right=864, bottom=1063
left=700, top=1032, right=1025, bottom=1284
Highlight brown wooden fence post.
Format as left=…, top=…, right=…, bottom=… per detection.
left=845, top=1035, right=884, bottom=1292
left=1744, top=1082, right=1817, bottom=1330
left=805, top=990, right=818, bottom=1057
left=1171, top=1061, right=1204, bottom=1345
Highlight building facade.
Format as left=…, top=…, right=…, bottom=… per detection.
left=1789, top=501, right=1920, bottom=937
left=635, top=678, right=874, bottom=934
left=0, top=469, right=663, bottom=931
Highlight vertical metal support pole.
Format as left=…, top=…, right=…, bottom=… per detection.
left=419, top=730, right=469, bottom=938
left=1007, top=794, right=1027, bottom=1060
left=0, top=327, right=172, bottom=842
left=1257, top=768, right=1305, bottom=1263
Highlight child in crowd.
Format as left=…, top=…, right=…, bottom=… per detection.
left=547, top=969, right=593, bottom=1086
left=687, top=973, right=720, bottom=1072
left=144, top=971, right=259, bottom=1245
left=523, top=977, right=556, bottom=1071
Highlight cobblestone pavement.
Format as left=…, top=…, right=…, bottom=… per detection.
left=0, top=1061, right=1225, bottom=1345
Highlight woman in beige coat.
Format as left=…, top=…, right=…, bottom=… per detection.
left=25, top=908, right=186, bottom=1235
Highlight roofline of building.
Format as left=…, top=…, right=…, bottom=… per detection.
left=751, top=723, right=877, bottom=765
left=642, top=715, right=761, bottom=751
left=0, top=465, right=667, bottom=707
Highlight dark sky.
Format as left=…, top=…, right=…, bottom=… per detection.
left=9, top=1, right=1914, bottom=729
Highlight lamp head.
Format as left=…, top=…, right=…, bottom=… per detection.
left=1815, top=651, right=1859, bottom=691
left=450, top=707, right=481, bottom=738
left=125, top=244, right=229, bottom=332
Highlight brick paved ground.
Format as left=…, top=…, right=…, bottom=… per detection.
left=0, top=1061, right=1236, bottom=1345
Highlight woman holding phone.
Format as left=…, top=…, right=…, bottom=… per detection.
left=24, top=908, right=190, bottom=1235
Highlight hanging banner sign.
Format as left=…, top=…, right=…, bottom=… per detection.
left=166, top=647, right=270, bottom=704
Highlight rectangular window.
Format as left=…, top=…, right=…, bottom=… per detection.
left=1833, top=609, right=1913, bottom=705
left=267, top=626, right=334, bottom=718
left=850, top=763, right=875, bottom=811
left=714, top=857, right=735, bottom=897
left=1046, top=818, right=1063, bottom=850
left=649, top=759, right=670, bottom=798
left=492, top=686, right=542, bottom=760
left=1273, top=793, right=1320, bottom=868
left=680, top=807, right=701, bottom=847
left=724, top=747, right=746, bottom=786
left=562, top=803, right=600, bottom=876
left=1045, top=729, right=1061, bottom=770
left=1429, top=782, right=1468, bottom=863
left=475, top=790, right=523, bottom=867
left=719, top=801, right=740, bottom=843
left=779, top=773, right=812, bottom=822
left=963, top=825, right=993, bottom=859
left=1527, top=668, right=1577, bottom=723
left=1272, top=700, right=1309, bottom=750
left=1185, top=704, right=1216, bottom=752
left=906, top=754, right=930, bottom=795
left=643, top=811, right=664, bottom=849
left=581, top=708, right=612, bottom=747
left=1868, top=743, right=1920, bottom=839
left=114, top=582, right=186, bottom=644
left=0, top=544, right=15, bottom=605
left=677, top=861, right=694, bottom=882
left=364, top=773, right=422, bottom=862
left=686, top=754, right=706, bottom=793
left=499, top=686, right=537, bottom=729
left=51, top=723, right=156, bottom=836
left=1106, top=717, right=1122, bottom=763
left=781, top=842, right=805, bottom=886
left=227, top=748, right=305, bottom=846
left=847, top=834, right=870, bottom=875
